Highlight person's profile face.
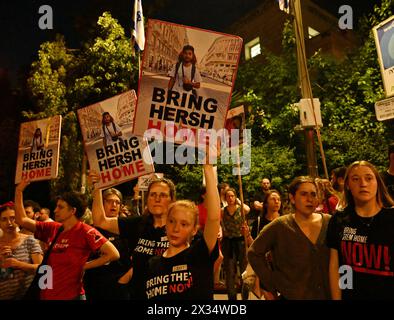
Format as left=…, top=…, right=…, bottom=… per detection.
left=266, top=192, right=281, bottom=212
left=390, top=152, right=394, bottom=164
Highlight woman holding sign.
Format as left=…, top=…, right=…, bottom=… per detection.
left=144, top=164, right=220, bottom=300
left=14, top=180, right=120, bottom=300
left=90, top=172, right=176, bottom=299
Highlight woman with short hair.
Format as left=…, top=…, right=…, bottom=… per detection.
left=248, top=176, right=331, bottom=300
left=14, top=180, right=120, bottom=300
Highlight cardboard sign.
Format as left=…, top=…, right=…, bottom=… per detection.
left=77, top=90, right=154, bottom=189
left=375, top=95, right=394, bottom=121
left=224, top=105, right=247, bottom=148
left=138, top=173, right=164, bottom=191
left=15, top=115, right=62, bottom=183
left=134, top=19, right=243, bottom=145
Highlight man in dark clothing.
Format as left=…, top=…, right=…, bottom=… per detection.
left=249, top=178, right=271, bottom=223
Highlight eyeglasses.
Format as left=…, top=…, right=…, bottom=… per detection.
left=148, top=192, right=170, bottom=200
left=104, top=199, right=121, bottom=206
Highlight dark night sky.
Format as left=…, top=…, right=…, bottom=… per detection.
left=0, top=0, right=382, bottom=85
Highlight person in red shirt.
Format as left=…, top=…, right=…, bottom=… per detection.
left=14, top=179, right=120, bottom=300
left=315, top=178, right=339, bottom=215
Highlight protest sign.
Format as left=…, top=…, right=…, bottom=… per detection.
left=138, top=173, right=164, bottom=191
left=134, top=19, right=243, bottom=146
left=224, top=105, right=247, bottom=149
left=15, top=115, right=62, bottom=183
left=77, top=90, right=154, bottom=189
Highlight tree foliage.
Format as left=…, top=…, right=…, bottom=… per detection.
left=25, top=12, right=138, bottom=198
left=21, top=1, right=394, bottom=203
left=233, top=0, right=394, bottom=192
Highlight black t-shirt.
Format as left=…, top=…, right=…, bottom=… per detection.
left=145, top=238, right=219, bottom=300
left=381, top=171, right=394, bottom=200
left=85, top=227, right=131, bottom=280
left=118, top=215, right=169, bottom=299
left=249, top=191, right=266, bottom=222
left=326, top=207, right=394, bottom=299
left=251, top=215, right=275, bottom=239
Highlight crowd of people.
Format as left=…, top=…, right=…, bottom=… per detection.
left=1, top=143, right=394, bottom=300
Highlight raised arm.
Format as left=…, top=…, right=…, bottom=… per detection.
left=14, top=180, right=37, bottom=233
left=203, top=164, right=221, bottom=253
left=83, top=241, right=120, bottom=270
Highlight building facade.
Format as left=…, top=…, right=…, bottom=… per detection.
left=144, top=22, right=189, bottom=74
left=200, top=36, right=243, bottom=84
left=117, top=91, right=136, bottom=127
left=228, top=0, right=357, bottom=61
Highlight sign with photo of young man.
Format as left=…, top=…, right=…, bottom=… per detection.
left=77, top=90, right=154, bottom=189
left=134, top=19, right=243, bottom=147
left=15, top=115, right=62, bottom=183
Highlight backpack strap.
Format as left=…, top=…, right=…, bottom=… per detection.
left=191, top=64, right=196, bottom=81
left=175, top=61, right=181, bottom=80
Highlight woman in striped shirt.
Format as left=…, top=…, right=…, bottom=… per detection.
left=0, top=202, right=43, bottom=300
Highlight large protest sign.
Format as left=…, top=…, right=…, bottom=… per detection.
left=15, top=115, right=62, bottom=183
left=373, top=15, right=394, bottom=97
left=77, top=90, right=154, bottom=189
left=134, top=19, right=243, bottom=146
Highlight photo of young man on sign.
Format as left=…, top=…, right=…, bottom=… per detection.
left=134, top=19, right=243, bottom=146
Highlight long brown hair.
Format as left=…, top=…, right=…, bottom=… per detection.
left=343, top=160, right=394, bottom=209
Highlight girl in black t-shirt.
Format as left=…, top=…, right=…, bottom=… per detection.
left=145, top=164, right=220, bottom=300
left=327, top=160, right=394, bottom=300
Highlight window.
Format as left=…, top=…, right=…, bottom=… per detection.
left=308, top=26, right=320, bottom=39
left=250, top=43, right=261, bottom=58
left=245, top=37, right=261, bottom=60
